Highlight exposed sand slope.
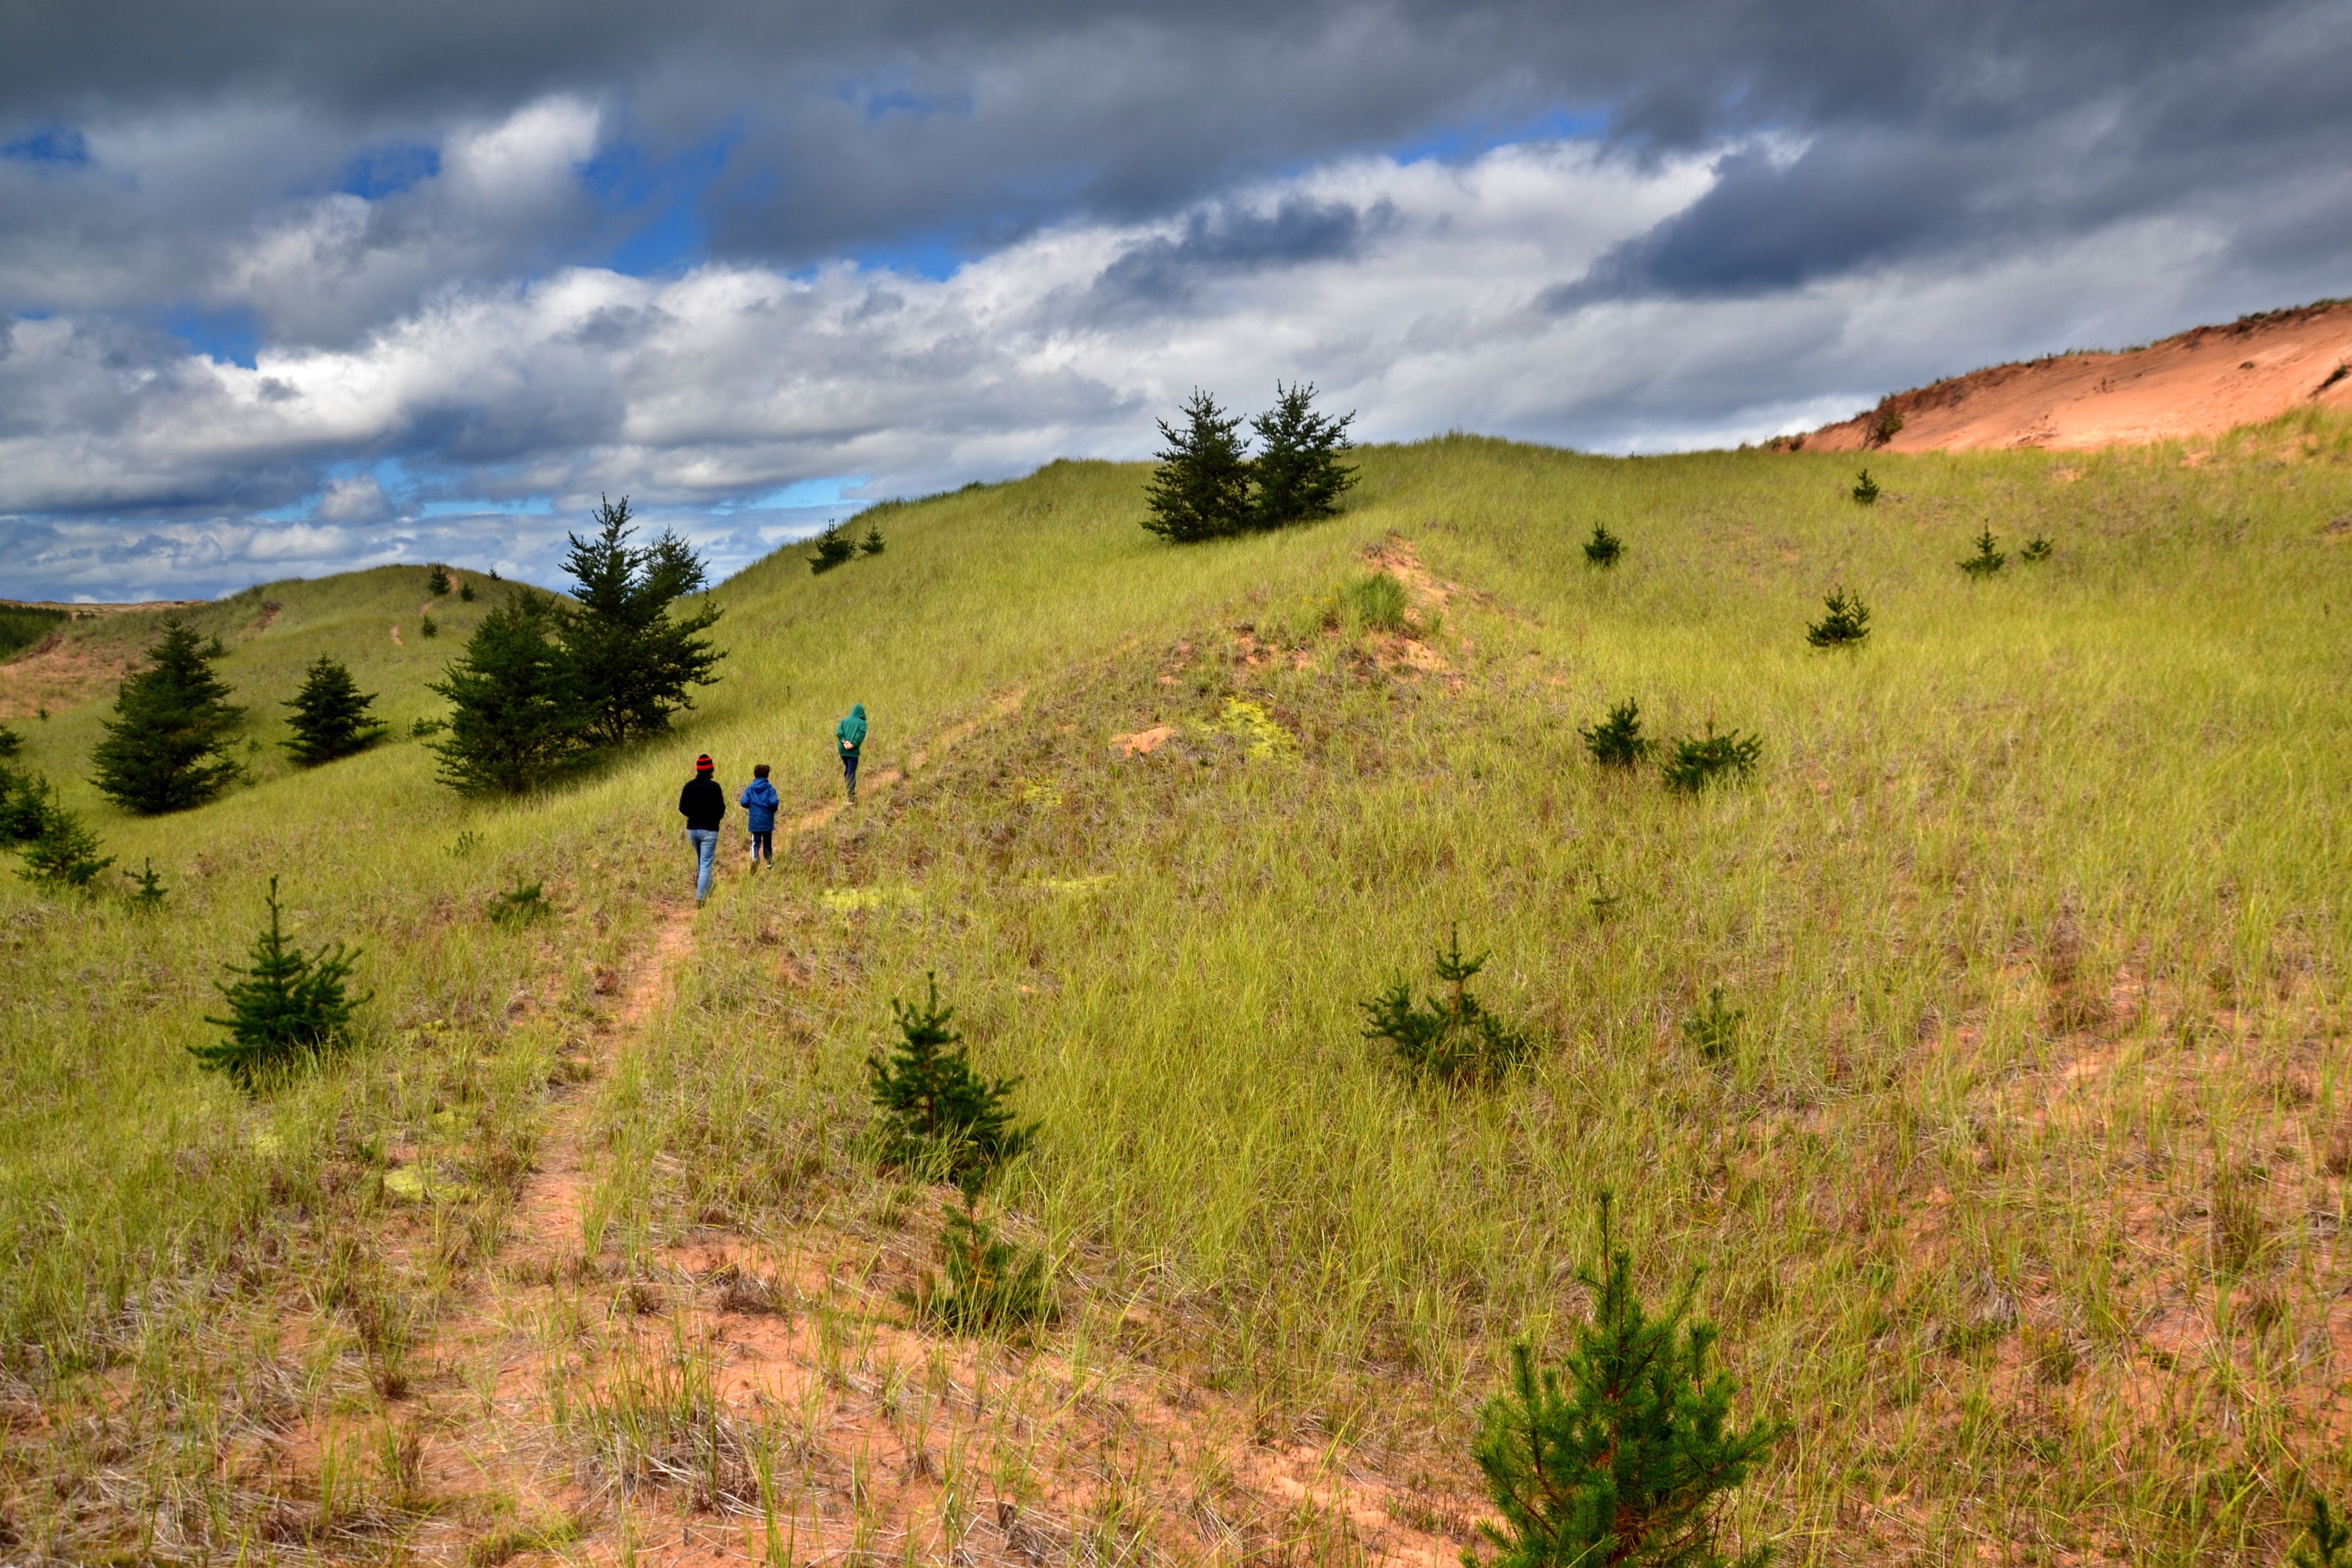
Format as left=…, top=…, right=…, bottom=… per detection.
left=1806, top=299, right=2352, bottom=452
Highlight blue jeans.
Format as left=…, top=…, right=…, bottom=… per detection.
left=688, top=828, right=719, bottom=901
left=842, top=751, right=860, bottom=799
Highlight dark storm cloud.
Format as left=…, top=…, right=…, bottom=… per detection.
left=1090, top=196, right=1395, bottom=311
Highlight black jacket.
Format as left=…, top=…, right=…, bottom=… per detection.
left=678, top=775, right=725, bottom=831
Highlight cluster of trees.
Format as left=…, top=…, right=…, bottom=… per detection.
left=1143, top=382, right=1358, bottom=542
left=430, top=496, right=724, bottom=793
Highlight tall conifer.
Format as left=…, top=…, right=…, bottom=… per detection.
left=427, top=592, right=587, bottom=793
left=1141, top=390, right=1253, bottom=542
left=1248, top=381, right=1357, bottom=529
left=89, top=618, right=245, bottom=815
left=281, top=655, right=390, bottom=766
left=557, top=495, right=725, bottom=748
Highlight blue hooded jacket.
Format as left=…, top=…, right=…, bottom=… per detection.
left=739, top=777, right=780, bottom=832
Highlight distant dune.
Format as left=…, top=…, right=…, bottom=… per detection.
left=1803, top=298, right=2352, bottom=452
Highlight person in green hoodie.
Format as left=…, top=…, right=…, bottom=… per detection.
left=836, top=703, right=867, bottom=803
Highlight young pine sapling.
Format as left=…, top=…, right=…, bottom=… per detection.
left=1361, top=927, right=1534, bottom=1088
left=1579, top=699, right=1653, bottom=768
left=1662, top=727, right=1763, bottom=793
left=1583, top=524, right=1625, bottom=566
left=195, top=877, right=371, bottom=1086
left=1959, top=529, right=2006, bottom=576
left=1804, top=589, right=1871, bottom=649
left=1851, top=469, right=1880, bottom=504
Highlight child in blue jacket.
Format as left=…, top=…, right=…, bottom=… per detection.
left=740, top=763, right=779, bottom=870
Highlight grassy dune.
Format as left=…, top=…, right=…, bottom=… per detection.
left=4, top=411, right=2350, bottom=1563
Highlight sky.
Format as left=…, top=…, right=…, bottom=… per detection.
left=3, top=0, right=2347, bottom=601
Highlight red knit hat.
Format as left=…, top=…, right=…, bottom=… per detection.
left=695, top=754, right=713, bottom=771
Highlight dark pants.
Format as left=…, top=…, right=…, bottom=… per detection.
left=842, top=751, right=860, bottom=798
left=749, top=829, right=773, bottom=863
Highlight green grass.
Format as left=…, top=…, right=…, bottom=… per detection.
left=5, top=412, right=2352, bottom=1562
left=0, top=604, right=68, bottom=663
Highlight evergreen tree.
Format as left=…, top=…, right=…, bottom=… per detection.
left=861, top=524, right=887, bottom=556
left=558, top=495, right=726, bottom=747
left=1579, top=700, right=1654, bottom=768
left=1803, top=589, right=1871, bottom=649
left=124, top=857, right=168, bottom=910
left=0, top=720, right=19, bottom=759
left=1662, top=727, right=1763, bottom=793
left=15, top=800, right=113, bottom=889
left=1681, top=988, right=1744, bottom=1062
left=281, top=655, right=390, bottom=766
left=1141, top=390, right=1254, bottom=542
left=928, top=1206, right=1055, bottom=1331
left=1958, top=529, right=2006, bottom=576
left=1850, top=469, right=1880, bottom=505
left=1470, top=1196, right=1787, bottom=1568
left=2295, top=1497, right=2350, bottom=1568
left=0, top=771, right=54, bottom=845
left=89, top=618, right=246, bottom=815
left=1361, top=928, right=1534, bottom=1087
left=2020, top=535, right=2054, bottom=563
left=1248, top=381, right=1357, bottom=530
left=807, top=524, right=857, bottom=574
left=195, top=878, right=370, bottom=1086
left=866, top=974, right=1037, bottom=1193
left=426, top=564, right=452, bottom=596
left=1584, top=525, right=1625, bottom=567
left=428, top=592, right=589, bottom=794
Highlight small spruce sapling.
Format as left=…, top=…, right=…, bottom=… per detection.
left=1579, top=699, right=1653, bottom=768
left=0, top=772, right=53, bottom=844
left=1682, top=988, right=1744, bottom=1062
left=861, top=524, right=887, bottom=556
left=2295, top=1497, right=2350, bottom=1568
left=1361, top=927, right=1534, bottom=1087
left=124, top=857, right=168, bottom=910
left=489, top=877, right=552, bottom=925
left=458, top=580, right=477, bottom=601
left=1851, top=469, right=1880, bottom=504
left=1959, top=529, right=2006, bottom=576
left=866, top=974, right=1037, bottom=1188
left=16, top=803, right=114, bottom=889
left=1584, top=524, right=1625, bottom=566
left=419, top=615, right=438, bottom=638
left=2020, top=535, right=2054, bottom=562
left=427, top=564, right=452, bottom=596
left=1804, top=589, right=1871, bottom=649
left=930, top=1206, right=1056, bottom=1333
left=1662, top=727, right=1763, bottom=793
left=1469, top=1194, right=1787, bottom=1568
left=807, top=524, right=857, bottom=574
left=195, top=877, right=371, bottom=1086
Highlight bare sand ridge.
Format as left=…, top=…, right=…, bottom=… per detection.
left=1804, top=299, right=2352, bottom=452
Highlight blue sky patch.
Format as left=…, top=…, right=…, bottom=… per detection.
left=3, top=126, right=91, bottom=167
left=339, top=141, right=442, bottom=200
left=160, top=304, right=262, bottom=368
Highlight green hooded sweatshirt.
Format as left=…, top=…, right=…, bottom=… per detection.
left=836, top=704, right=867, bottom=755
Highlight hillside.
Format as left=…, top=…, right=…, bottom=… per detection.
left=5, top=415, right=2352, bottom=1565
left=1805, top=298, right=2352, bottom=452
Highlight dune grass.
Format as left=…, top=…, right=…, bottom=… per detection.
left=5, top=410, right=2351, bottom=1562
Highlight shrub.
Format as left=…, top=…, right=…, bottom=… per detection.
left=458, top=581, right=477, bottom=602
left=1804, top=588, right=1871, bottom=649
left=16, top=801, right=113, bottom=889
left=428, top=592, right=590, bottom=794
left=419, top=615, right=438, bottom=638
left=282, top=655, right=390, bottom=766
left=1361, top=927, right=1534, bottom=1088
left=124, top=857, right=168, bottom=911
left=925, top=1206, right=1055, bottom=1332
left=1342, top=571, right=1410, bottom=633
left=861, top=524, right=887, bottom=556
left=1867, top=407, right=1906, bottom=448
left=1584, top=524, right=1624, bottom=566
left=489, top=877, right=552, bottom=926
left=807, top=523, right=857, bottom=574
left=558, top=495, right=725, bottom=747
left=1579, top=699, right=1653, bottom=768
left=1662, top=727, right=1762, bottom=793
left=1851, top=469, right=1880, bottom=504
left=1682, top=988, right=1744, bottom=1062
left=1959, top=529, right=2006, bottom=576
left=427, top=564, right=452, bottom=596
left=1248, top=381, right=1358, bottom=530
left=1469, top=1195, right=1786, bottom=1568
left=1141, top=389, right=1254, bottom=542
left=867, top=974, right=1037, bottom=1194
left=194, top=877, right=371, bottom=1086
left=2020, top=535, right=2053, bottom=563
left=90, top=617, right=246, bottom=815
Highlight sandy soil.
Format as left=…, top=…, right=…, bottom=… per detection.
left=1804, top=299, right=2352, bottom=452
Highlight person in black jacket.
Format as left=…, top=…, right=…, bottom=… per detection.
left=678, top=753, right=725, bottom=904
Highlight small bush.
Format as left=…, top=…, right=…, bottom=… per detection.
left=1470, top=1195, right=1787, bottom=1568
left=867, top=974, right=1037, bottom=1194
left=1959, top=529, right=2006, bottom=576
left=1342, top=571, right=1410, bottom=633
left=458, top=581, right=477, bottom=601
left=1682, top=988, right=1745, bottom=1061
left=1805, top=587, right=1871, bottom=648
left=489, top=877, right=552, bottom=926
left=925, top=1206, right=1055, bottom=1332
left=861, top=524, right=887, bottom=557
left=807, top=524, right=857, bottom=574
left=1851, top=469, right=1880, bottom=504
left=1867, top=407, right=1906, bottom=448
left=1662, top=727, right=1762, bottom=793
left=1579, top=699, right=1654, bottom=768
left=426, top=564, right=452, bottom=596
left=194, top=877, right=371, bottom=1086
left=124, top=857, right=168, bottom=911
left=419, top=615, right=438, bottom=638
left=2020, top=535, right=2053, bottom=563
left=1362, top=927, right=1534, bottom=1088
left=1583, top=524, right=1624, bottom=566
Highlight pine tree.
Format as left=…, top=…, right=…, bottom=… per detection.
left=1662, top=727, right=1762, bottom=793
left=281, top=655, right=390, bottom=766
left=2020, top=535, right=2053, bottom=563
left=808, top=524, right=858, bottom=574
left=89, top=617, right=246, bottom=815
left=0, top=720, right=19, bottom=760
left=2295, top=1497, right=2350, bottom=1568
left=195, top=877, right=370, bottom=1086
left=861, top=524, right=887, bottom=556
left=1361, top=927, right=1534, bottom=1087
left=1141, top=390, right=1254, bottom=542
left=124, top=857, right=168, bottom=910
left=1248, top=381, right=1357, bottom=530
left=866, top=974, right=1037, bottom=1193
left=928, top=1205, right=1055, bottom=1332
left=426, top=564, right=452, bottom=596
left=556, top=496, right=725, bottom=748
left=1584, top=525, right=1625, bottom=567
left=1850, top=469, right=1880, bottom=504
left=0, top=771, right=54, bottom=844
left=1470, top=1196, right=1787, bottom=1568
left=15, top=800, right=113, bottom=889
left=1804, top=589, right=1871, bottom=649
left=1958, top=529, right=2005, bottom=576
left=428, top=592, right=589, bottom=794
left=1579, top=700, right=1654, bottom=768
